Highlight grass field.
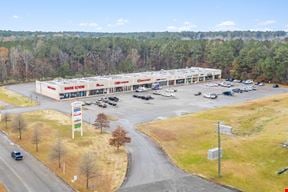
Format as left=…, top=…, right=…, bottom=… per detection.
left=0, top=86, right=36, bottom=107
left=0, top=110, right=127, bottom=192
left=139, top=93, right=288, bottom=192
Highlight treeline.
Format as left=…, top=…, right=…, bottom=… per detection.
left=0, top=37, right=288, bottom=84
left=0, top=30, right=287, bottom=41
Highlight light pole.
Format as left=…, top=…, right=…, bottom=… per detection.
left=217, top=121, right=221, bottom=177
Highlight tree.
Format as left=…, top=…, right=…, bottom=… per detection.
left=93, top=113, right=109, bottom=134
left=50, top=137, right=67, bottom=168
left=31, top=123, right=42, bottom=152
left=79, top=152, right=97, bottom=189
left=0, top=47, right=9, bottom=83
left=109, top=126, right=131, bottom=151
left=1, top=112, right=10, bottom=129
left=11, top=114, right=26, bottom=140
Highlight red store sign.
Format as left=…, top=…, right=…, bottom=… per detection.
left=96, top=83, right=104, bottom=87
left=137, top=79, right=151, bottom=83
left=115, top=81, right=129, bottom=85
left=64, top=85, right=85, bottom=90
left=47, top=86, right=56, bottom=90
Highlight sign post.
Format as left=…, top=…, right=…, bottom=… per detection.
left=71, top=101, right=83, bottom=139
left=217, top=121, right=221, bottom=177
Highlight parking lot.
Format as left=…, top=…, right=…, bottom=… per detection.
left=77, top=80, right=288, bottom=124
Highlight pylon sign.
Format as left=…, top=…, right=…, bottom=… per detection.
left=71, top=101, right=83, bottom=139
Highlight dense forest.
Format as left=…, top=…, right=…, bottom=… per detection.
left=0, top=31, right=288, bottom=84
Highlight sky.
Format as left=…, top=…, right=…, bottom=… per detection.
left=1, top=0, right=288, bottom=32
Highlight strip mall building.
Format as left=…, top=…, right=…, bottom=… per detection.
left=36, top=67, right=221, bottom=100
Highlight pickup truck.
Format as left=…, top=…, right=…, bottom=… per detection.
left=11, top=151, right=23, bottom=160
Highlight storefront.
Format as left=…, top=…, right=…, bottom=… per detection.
left=36, top=67, right=222, bottom=100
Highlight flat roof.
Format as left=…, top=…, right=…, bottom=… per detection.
left=43, top=67, right=221, bottom=86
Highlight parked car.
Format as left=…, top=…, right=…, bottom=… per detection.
left=85, top=101, right=92, bottom=105
left=223, top=91, right=233, bottom=96
left=108, top=101, right=117, bottom=106
left=152, top=91, right=161, bottom=95
left=233, top=79, right=241, bottom=83
left=194, top=92, right=202, bottom=96
left=135, top=86, right=147, bottom=92
left=151, top=82, right=161, bottom=90
left=11, top=151, right=23, bottom=160
left=203, top=93, right=218, bottom=99
left=108, top=96, right=119, bottom=102
left=225, top=78, right=234, bottom=82
left=219, top=82, right=233, bottom=88
left=243, top=79, right=253, bottom=84
left=273, top=84, right=279, bottom=88
left=255, top=82, right=265, bottom=86
left=232, top=88, right=243, bottom=93
left=160, top=92, right=175, bottom=97
left=165, top=88, right=177, bottom=92
left=145, top=95, right=154, bottom=100
left=98, top=102, right=107, bottom=108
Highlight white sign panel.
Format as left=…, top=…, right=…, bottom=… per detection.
left=208, top=148, right=222, bottom=160
left=71, top=101, right=83, bottom=139
left=219, top=124, right=233, bottom=135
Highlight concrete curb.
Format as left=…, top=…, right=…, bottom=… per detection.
left=118, top=150, right=131, bottom=190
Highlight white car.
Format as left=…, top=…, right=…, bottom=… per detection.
left=152, top=90, right=162, bottom=95
left=135, top=86, right=147, bottom=92
left=243, top=80, right=253, bottom=84
left=164, top=88, right=177, bottom=93
left=203, top=93, right=218, bottom=99
left=219, top=82, right=233, bottom=88
left=233, top=79, right=241, bottom=83
left=161, top=92, right=175, bottom=97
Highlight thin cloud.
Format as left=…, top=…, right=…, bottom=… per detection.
left=79, top=22, right=102, bottom=30
left=257, top=20, right=276, bottom=26
left=115, top=18, right=128, bottom=26
left=166, top=21, right=197, bottom=32
left=107, top=18, right=128, bottom=28
left=12, top=15, right=19, bottom=19
left=215, top=20, right=237, bottom=31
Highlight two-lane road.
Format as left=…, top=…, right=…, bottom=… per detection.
left=0, top=132, right=73, bottom=192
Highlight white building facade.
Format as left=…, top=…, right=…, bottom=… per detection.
left=36, top=67, right=221, bottom=100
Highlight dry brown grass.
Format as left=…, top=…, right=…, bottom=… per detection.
left=1, top=110, right=127, bottom=192
left=0, top=86, right=36, bottom=107
left=139, top=93, right=288, bottom=192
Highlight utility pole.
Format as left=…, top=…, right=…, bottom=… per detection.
left=218, top=121, right=221, bottom=177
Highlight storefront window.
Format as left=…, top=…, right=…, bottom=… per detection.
left=176, top=79, right=185, bottom=84
left=59, top=91, right=87, bottom=99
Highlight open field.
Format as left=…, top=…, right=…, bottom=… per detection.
left=139, top=93, right=288, bottom=192
left=0, top=86, right=36, bottom=107
left=0, top=110, right=127, bottom=192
